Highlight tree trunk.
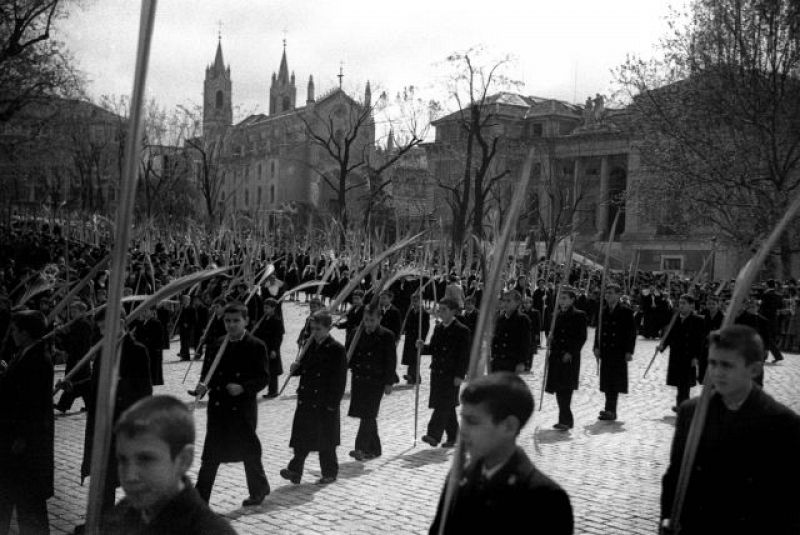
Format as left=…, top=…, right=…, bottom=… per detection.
left=779, top=230, right=793, bottom=279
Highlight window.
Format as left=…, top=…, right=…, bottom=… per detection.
left=245, top=189, right=249, bottom=206
left=258, top=163, right=262, bottom=180
left=271, top=161, right=276, bottom=177
left=258, top=187, right=262, bottom=204
left=270, top=184, right=275, bottom=203
left=661, top=255, right=684, bottom=272
left=282, top=96, right=291, bottom=111
left=215, top=90, right=223, bottom=109
left=531, top=123, right=543, bottom=137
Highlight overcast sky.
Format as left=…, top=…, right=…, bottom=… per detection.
left=58, top=0, right=685, bottom=121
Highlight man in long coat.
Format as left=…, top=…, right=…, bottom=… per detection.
left=281, top=311, right=347, bottom=485
left=658, top=294, right=705, bottom=411
left=378, top=290, right=403, bottom=344
left=0, top=310, right=54, bottom=534
left=700, top=295, right=724, bottom=383
left=336, top=290, right=364, bottom=350
left=177, top=294, right=197, bottom=361
left=193, top=302, right=270, bottom=506
left=593, top=283, right=636, bottom=421
left=490, top=290, right=531, bottom=373
left=417, top=298, right=470, bottom=447
left=254, top=298, right=284, bottom=398
left=54, top=301, right=97, bottom=412
left=348, top=306, right=397, bottom=461
left=545, top=288, right=587, bottom=430
left=402, top=292, right=430, bottom=384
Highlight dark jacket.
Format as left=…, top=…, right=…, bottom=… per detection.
left=338, top=304, right=364, bottom=349
left=290, top=335, right=348, bottom=451
left=134, top=317, right=165, bottom=386
left=661, top=387, right=800, bottom=535
left=491, top=310, right=531, bottom=368
left=0, top=342, right=55, bottom=499
left=348, top=326, right=397, bottom=419
left=429, top=447, right=573, bottom=535
left=420, top=319, right=470, bottom=409
left=402, top=305, right=430, bottom=366
left=200, top=333, right=269, bottom=463
left=593, top=303, right=637, bottom=394
left=253, top=314, right=285, bottom=376
left=380, top=304, right=403, bottom=343
left=545, top=306, right=587, bottom=393
left=663, top=313, right=705, bottom=388
left=106, top=478, right=238, bottom=535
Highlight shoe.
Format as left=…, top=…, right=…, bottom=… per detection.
left=421, top=435, right=438, bottom=447
left=349, top=449, right=365, bottom=461
left=774, top=356, right=784, bottom=362
left=262, top=393, right=279, bottom=399
left=315, top=476, right=336, bottom=485
left=553, top=423, right=571, bottom=431
left=187, top=389, right=198, bottom=396
left=73, top=524, right=86, bottom=535
left=598, top=411, right=617, bottom=421
left=441, top=441, right=456, bottom=448
left=242, top=489, right=269, bottom=506
left=403, top=374, right=410, bottom=381
left=279, top=468, right=301, bottom=484
left=362, top=452, right=380, bottom=460
left=671, top=406, right=678, bottom=413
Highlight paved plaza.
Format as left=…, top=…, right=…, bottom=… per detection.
left=38, top=302, right=800, bottom=534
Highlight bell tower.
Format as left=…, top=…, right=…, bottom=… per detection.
left=203, top=36, right=232, bottom=135
left=269, top=39, right=297, bottom=115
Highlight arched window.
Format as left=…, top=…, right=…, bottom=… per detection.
left=258, top=187, right=262, bottom=204
left=282, top=96, right=291, bottom=111
left=245, top=189, right=249, bottom=206
left=271, top=161, right=276, bottom=177
left=215, top=90, right=223, bottom=109
left=270, top=184, right=275, bottom=203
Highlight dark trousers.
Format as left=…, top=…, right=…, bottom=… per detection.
left=55, top=386, right=88, bottom=413
left=179, top=326, right=193, bottom=359
left=490, top=358, right=517, bottom=373
left=555, top=390, right=574, bottom=427
left=676, top=384, right=691, bottom=407
left=427, top=407, right=458, bottom=443
left=604, top=391, right=619, bottom=413
left=288, top=448, right=338, bottom=479
left=267, top=371, right=279, bottom=396
left=355, top=417, right=381, bottom=456
left=195, top=456, right=270, bottom=502
left=0, top=487, right=49, bottom=535
left=405, top=363, right=421, bottom=383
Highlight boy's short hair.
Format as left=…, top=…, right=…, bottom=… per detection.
left=605, top=283, right=622, bottom=293
left=309, top=297, right=322, bottom=307
left=10, top=309, right=47, bottom=339
left=464, top=296, right=475, bottom=305
left=263, top=298, right=278, bottom=308
left=709, top=325, right=765, bottom=366
left=560, top=286, right=577, bottom=299
left=439, top=297, right=460, bottom=311
left=364, top=303, right=382, bottom=317
left=503, top=290, right=521, bottom=302
left=310, top=311, right=332, bottom=329
left=461, top=372, right=534, bottom=432
left=352, top=289, right=364, bottom=298
left=114, top=395, right=195, bottom=459
left=223, top=301, right=248, bottom=318
left=679, top=293, right=695, bottom=304
left=380, top=289, right=394, bottom=299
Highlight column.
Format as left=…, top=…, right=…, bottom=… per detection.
left=539, top=157, right=552, bottom=230
left=595, top=155, right=610, bottom=240
left=571, top=157, right=583, bottom=232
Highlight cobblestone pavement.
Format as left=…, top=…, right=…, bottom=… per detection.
left=30, top=302, right=800, bottom=534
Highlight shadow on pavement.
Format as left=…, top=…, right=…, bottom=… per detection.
left=222, top=479, right=325, bottom=518
left=398, top=447, right=451, bottom=469
left=279, top=392, right=352, bottom=402
left=652, top=415, right=676, bottom=426
left=582, top=421, right=626, bottom=435
left=534, top=428, right=574, bottom=445
left=393, top=384, right=419, bottom=392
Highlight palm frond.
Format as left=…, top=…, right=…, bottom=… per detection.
left=48, top=255, right=111, bottom=323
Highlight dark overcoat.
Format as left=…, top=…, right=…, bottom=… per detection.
left=0, top=343, right=54, bottom=499
left=545, top=306, right=587, bottom=393
left=420, top=319, right=470, bottom=409
left=402, top=306, right=430, bottom=366
left=201, top=333, right=269, bottom=463
left=594, top=303, right=637, bottom=394
left=490, top=310, right=531, bottom=370
left=134, top=317, right=165, bottom=385
left=253, top=314, right=285, bottom=376
left=348, top=326, right=397, bottom=419
left=380, top=304, right=403, bottom=343
left=663, top=313, right=705, bottom=388
left=289, top=335, right=347, bottom=451
left=338, top=304, right=364, bottom=349
left=661, top=388, right=800, bottom=535
left=429, top=447, right=573, bottom=535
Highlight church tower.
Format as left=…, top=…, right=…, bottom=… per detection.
left=203, top=37, right=232, bottom=135
left=269, top=40, right=297, bottom=115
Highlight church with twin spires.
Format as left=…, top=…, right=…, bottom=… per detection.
left=196, top=37, right=375, bottom=224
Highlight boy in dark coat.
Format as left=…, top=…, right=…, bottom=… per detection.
left=429, top=373, right=573, bottom=535
left=280, top=312, right=348, bottom=485
left=490, top=290, right=531, bottom=374
left=417, top=298, right=470, bottom=447
left=348, top=306, right=397, bottom=461
left=192, top=303, right=270, bottom=507
left=107, top=395, right=238, bottom=534
left=402, top=292, right=430, bottom=385
left=658, top=294, right=705, bottom=411
left=0, top=310, right=54, bottom=534
left=378, top=290, right=403, bottom=343
left=660, top=325, right=800, bottom=535
left=254, top=298, right=285, bottom=398
left=593, top=283, right=636, bottom=421
left=545, top=288, right=587, bottom=430
left=336, top=290, right=364, bottom=350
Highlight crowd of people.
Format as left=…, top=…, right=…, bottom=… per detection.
left=1, top=221, right=799, bottom=535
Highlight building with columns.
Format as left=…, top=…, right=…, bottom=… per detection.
left=192, top=38, right=374, bottom=226
left=428, top=92, right=735, bottom=278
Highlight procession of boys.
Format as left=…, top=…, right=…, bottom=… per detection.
left=1, top=223, right=799, bottom=535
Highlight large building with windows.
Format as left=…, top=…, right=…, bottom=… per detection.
left=193, top=38, right=374, bottom=226
left=428, top=92, right=736, bottom=278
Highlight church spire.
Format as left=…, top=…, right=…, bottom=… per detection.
left=278, top=38, right=290, bottom=83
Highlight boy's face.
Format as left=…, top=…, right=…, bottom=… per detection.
left=363, top=312, right=380, bottom=332
left=459, top=402, right=516, bottom=463
left=439, top=304, right=455, bottom=323
left=352, top=295, right=363, bottom=306
left=707, top=346, right=760, bottom=399
left=379, top=294, right=391, bottom=308
left=465, top=301, right=475, bottom=313
left=116, top=432, right=192, bottom=512
left=224, top=312, right=247, bottom=338
left=678, top=298, right=693, bottom=315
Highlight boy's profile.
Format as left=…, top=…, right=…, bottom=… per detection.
left=106, top=395, right=237, bottom=534
left=429, top=372, right=573, bottom=535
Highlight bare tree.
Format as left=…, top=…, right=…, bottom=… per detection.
left=180, top=105, right=228, bottom=227
left=616, top=0, right=800, bottom=276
